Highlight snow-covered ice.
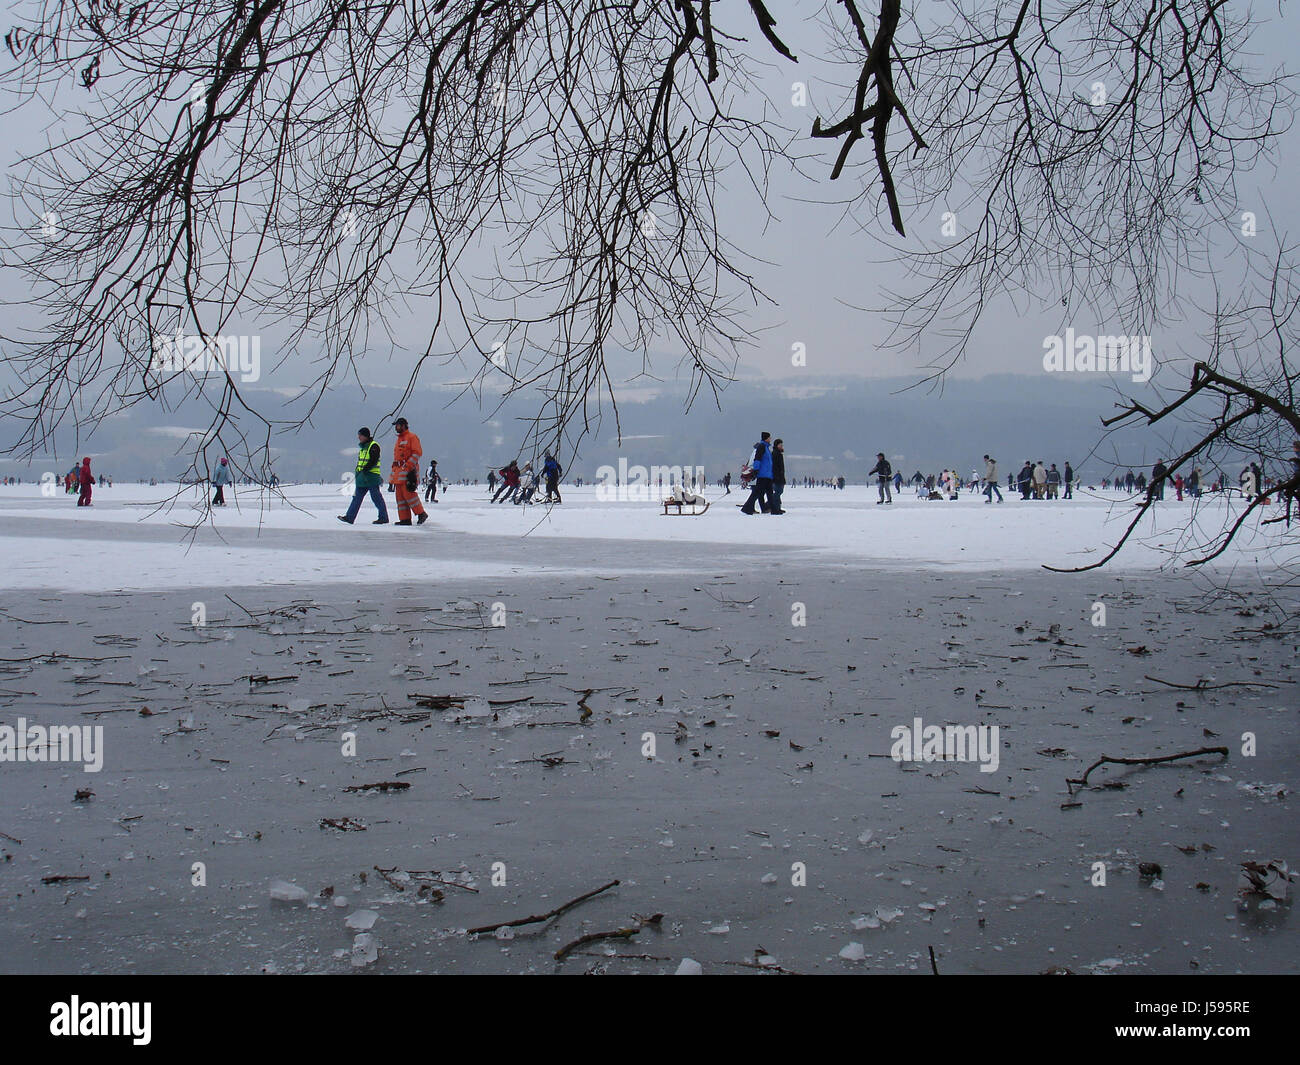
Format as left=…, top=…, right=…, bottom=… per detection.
left=0, top=481, right=1295, bottom=974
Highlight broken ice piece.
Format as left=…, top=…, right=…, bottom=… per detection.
left=760, top=873, right=778, bottom=885
left=675, top=958, right=703, bottom=975
left=268, top=879, right=309, bottom=903
left=705, top=922, right=729, bottom=935
left=838, top=942, right=866, bottom=961
left=350, top=933, right=379, bottom=967
left=852, top=915, right=881, bottom=931
left=345, top=909, right=378, bottom=931
left=858, top=830, right=874, bottom=845
left=875, top=906, right=903, bottom=924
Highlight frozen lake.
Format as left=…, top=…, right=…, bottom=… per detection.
left=0, top=482, right=1295, bottom=973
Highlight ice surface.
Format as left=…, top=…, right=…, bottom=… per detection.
left=0, top=482, right=1289, bottom=592
left=1, top=481, right=1296, bottom=975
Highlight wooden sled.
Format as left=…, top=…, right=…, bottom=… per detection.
left=663, top=497, right=710, bottom=516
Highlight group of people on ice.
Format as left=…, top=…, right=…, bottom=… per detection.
left=487, top=454, right=563, bottom=505
left=737, top=432, right=787, bottom=514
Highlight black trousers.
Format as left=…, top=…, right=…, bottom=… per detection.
left=741, top=477, right=773, bottom=513
left=545, top=474, right=561, bottom=502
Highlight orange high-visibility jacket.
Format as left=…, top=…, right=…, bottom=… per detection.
left=390, top=430, right=423, bottom=483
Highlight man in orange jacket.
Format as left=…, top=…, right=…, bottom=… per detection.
left=389, top=417, right=428, bottom=525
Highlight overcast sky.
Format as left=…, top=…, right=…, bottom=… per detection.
left=1, top=2, right=1295, bottom=404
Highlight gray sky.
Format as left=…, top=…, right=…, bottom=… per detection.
left=1, top=2, right=1295, bottom=403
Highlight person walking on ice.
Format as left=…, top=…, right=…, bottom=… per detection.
left=542, top=453, right=563, bottom=503
left=77, top=457, right=94, bottom=507
left=338, top=427, right=389, bottom=525
left=424, top=458, right=440, bottom=503
left=739, top=432, right=774, bottom=514
left=770, top=438, right=787, bottom=514
left=210, top=457, right=230, bottom=506
left=389, top=417, right=428, bottom=525
left=983, top=455, right=1003, bottom=503
left=869, top=452, right=892, bottom=504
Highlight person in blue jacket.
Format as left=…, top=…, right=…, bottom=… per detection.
left=211, top=457, right=231, bottom=506
left=740, top=432, right=774, bottom=515
left=542, top=453, right=563, bottom=504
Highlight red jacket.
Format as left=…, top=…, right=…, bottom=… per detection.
left=500, top=465, right=520, bottom=487
left=79, top=462, right=93, bottom=486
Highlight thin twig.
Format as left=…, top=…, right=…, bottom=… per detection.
left=466, top=879, right=620, bottom=936
left=1067, top=746, right=1229, bottom=789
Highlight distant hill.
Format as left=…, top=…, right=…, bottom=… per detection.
left=0, top=372, right=1225, bottom=484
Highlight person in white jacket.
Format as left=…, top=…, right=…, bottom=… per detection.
left=983, top=455, right=1003, bottom=503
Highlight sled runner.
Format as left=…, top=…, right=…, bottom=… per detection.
left=663, top=497, right=710, bottom=516
left=662, top=486, right=710, bottom=516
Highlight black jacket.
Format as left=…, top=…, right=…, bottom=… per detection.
left=868, top=458, right=891, bottom=480
left=772, top=448, right=785, bottom=484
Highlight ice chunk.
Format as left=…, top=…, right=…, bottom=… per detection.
left=675, top=958, right=703, bottom=975
left=268, top=879, right=309, bottom=903
left=351, top=933, right=379, bottom=967
left=838, top=942, right=866, bottom=961
left=461, top=697, right=493, bottom=718
left=345, top=909, right=378, bottom=931
left=705, top=922, right=729, bottom=935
